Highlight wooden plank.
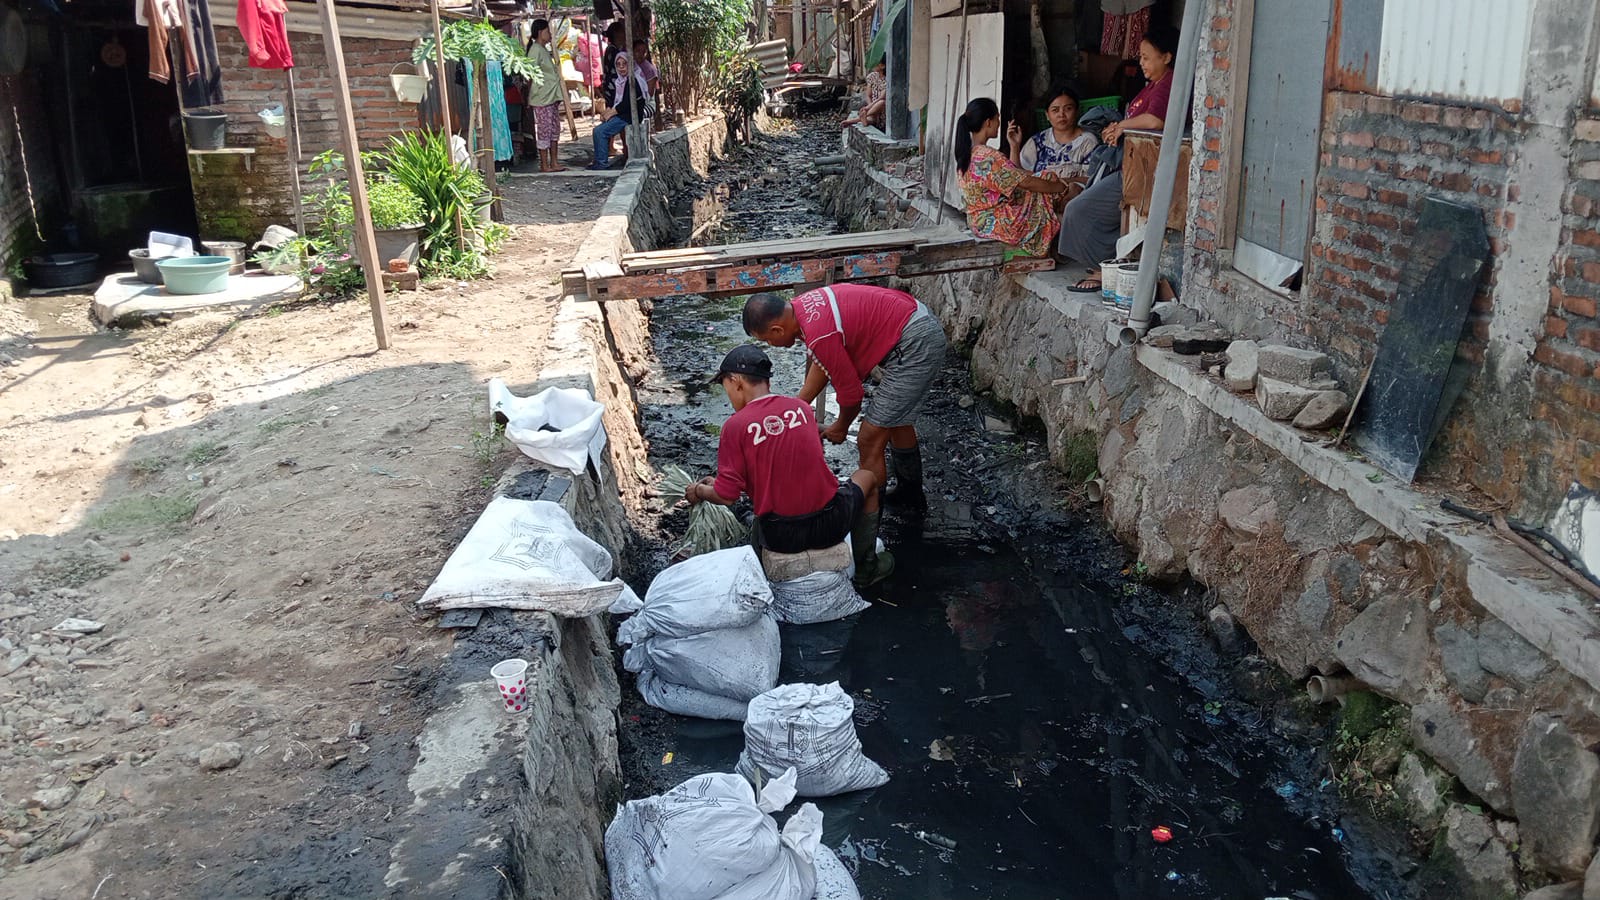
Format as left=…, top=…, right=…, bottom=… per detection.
left=621, top=229, right=931, bottom=271
left=596, top=251, right=903, bottom=300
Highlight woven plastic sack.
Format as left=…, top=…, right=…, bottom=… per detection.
left=770, top=571, right=869, bottom=625
left=489, top=379, right=608, bottom=476
left=737, top=682, right=888, bottom=797
left=812, top=846, right=861, bottom=900
left=616, top=546, right=772, bottom=643
left=623, top=615, right=780, bottom=704
left=606, top=768, right=823, bottom=900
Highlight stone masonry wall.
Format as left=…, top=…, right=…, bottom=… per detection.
left=187, top=30, right=422, bottom=242
left=1182, top=0, right=1597, bottom=526
left=0, top=69, right=64, bottom=275
left=826, top=129, right=1600, bottom=896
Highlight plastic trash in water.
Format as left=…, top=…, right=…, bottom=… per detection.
left=1151, top=825, right=1174, bottom=843
left=1275, top=782, right=1298, bottom=800
left=914, top=830, right=957, bottom=851
left=1165, top=871, right=1180, bottom=881
left=1330, top=827, right=1345, bottom=842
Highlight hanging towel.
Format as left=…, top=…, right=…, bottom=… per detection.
left=237, top=0, right=294, bottom=69
left=486, top=59, right=513, bottom=161
left=141, top=0, right=197, bottom=84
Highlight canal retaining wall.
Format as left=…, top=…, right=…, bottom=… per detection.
left=823, top=124, right=1600, bottom=898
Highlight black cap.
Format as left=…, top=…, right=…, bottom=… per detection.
left=712, top=344, right=773, bottom=383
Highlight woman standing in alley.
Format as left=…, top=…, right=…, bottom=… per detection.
left=526, top=19, right=567, bottom=172
left=955, top=97, right=1071, bottom=259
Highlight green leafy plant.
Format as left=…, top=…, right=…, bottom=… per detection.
left=415, top=20, right=534, bottom=78
left=712, top=42, right=767, bottom=130
left=366, top=180, right=426, bottom=229
left=658, top=465, right=747, bottom=557
left=654, top=0, right=750, bottom=115
left=382, top=130, right=491, bottom=262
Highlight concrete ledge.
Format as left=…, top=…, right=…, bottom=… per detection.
left=1135, top=343, right=1600, bottom=694
left=93, top=272, right=302, bottom=327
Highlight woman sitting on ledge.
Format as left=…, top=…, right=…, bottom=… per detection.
left=843, top=60, right=887, bottom=128
left=1059, top=24, right=1179, bottom=291
left=956, top=97, right=1071, bottom=259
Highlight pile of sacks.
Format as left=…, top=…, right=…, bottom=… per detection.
left=617, top=547, right=780, bottom=721
left=606, top=768, right=861, bottom=900
left=760, top=541, right=869, bottom=626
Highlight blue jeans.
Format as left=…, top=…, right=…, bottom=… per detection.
left=592, top=115, right=628, bottom=167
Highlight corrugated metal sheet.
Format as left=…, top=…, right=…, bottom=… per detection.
left=208, top=0, right=434, bottom=43
left=1238, top=0, right=1330, bottom=261
left=753, top=38, right=790, bottom=89
left=1376, top=0, right=1532, bottom=102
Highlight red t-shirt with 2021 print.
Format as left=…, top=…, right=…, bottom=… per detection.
left=713, top=394, right=839, bottom=517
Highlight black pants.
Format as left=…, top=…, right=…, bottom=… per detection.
left=754, top=483, right=864, bottom=554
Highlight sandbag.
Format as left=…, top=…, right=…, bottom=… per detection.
left=635, top=670, right=752, bottom=721
left=812, top=846, right=861, bottom=900
left=769, top=571, right=869, bottom=625
left=489, top=379, right=608, bottom=476
left=737, top=682, right=888, bottom=797
left=416, top=498, right=627, bottom=616
left=617, top=546, right=772, bottom=644
left=623, top=615, right=780, bottom=703
left=606, top=768, right=823, bottom=900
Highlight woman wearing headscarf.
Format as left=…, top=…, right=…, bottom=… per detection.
left=589, top=51, right=652, bottom=170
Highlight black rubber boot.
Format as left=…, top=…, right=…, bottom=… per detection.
left=851, top=510, right=896, bottom=588
left=883, top=445, right=925, bottom=507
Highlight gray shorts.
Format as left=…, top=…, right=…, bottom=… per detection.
left=864, top=304, right=947, bottom=428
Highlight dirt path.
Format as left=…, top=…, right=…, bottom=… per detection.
left=0, top=176, right=614, bottom=898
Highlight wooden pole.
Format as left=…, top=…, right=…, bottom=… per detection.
left=284, top=68, right=306, bottom=237
left=429, top=0, right=453, bottom=133
left=316, top=0, right=391, bottom=350
left=475, top=61, right=499, bottom=220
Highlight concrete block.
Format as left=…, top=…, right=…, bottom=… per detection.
left=1224, top=340, right=1258, bottom=392
left=1293, top=390, right=1350, bottom=429
left=1256, top=376, right=1318, bottom=420
left=1258, top=344, right=1333, bottom=385
left=1144, top=324, right=1186, bottom=348
left=1512, top=713, right=1600, bottom=879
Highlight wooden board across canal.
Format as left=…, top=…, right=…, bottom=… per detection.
left=563, top=228, right=1054, bottom=301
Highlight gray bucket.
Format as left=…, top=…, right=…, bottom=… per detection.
left=182, top=110, right=228, bottom=151
left=203, top=240, right=248, bottom=275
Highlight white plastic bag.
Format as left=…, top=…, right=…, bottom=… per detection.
left=617, top=547, right=772, bottom=643
left=489, top=379, right=607, bottom=476
left=812, top=846, right=861, bottom=900
left=769, top=571, right=869, bottom=625
left=624, top=615, right=780, bottom=702
left=606, top=768, right=823, bottom=900
left=416, top=498, right=627, bottom=616
left=737, top=682, right=888, bottom=797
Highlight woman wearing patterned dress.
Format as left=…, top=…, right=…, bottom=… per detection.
left=955, top=98, right=1071, bottom=259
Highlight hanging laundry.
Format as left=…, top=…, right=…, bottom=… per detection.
left=485, top=59, right=513, bottom=162
left=177, top=0, right=225, bottom=106
left=1100, top=0, right=1153, bottom=60
left=237, top=0, right=294, bottom=69
left=138, top=0, right=198, bottom=84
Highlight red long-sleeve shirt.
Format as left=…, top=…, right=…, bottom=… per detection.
left=793, top=284, right=916, bottom=407
left=237, top=0, right=294, bottom=69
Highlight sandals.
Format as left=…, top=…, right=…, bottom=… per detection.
left=1067, top=277, right=1102, bottom=293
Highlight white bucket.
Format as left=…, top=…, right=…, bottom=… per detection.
left=258, top=104, right=286, bottom=139
left=1098, top=258, right=1124, bottom=304
left=1115, top=261, right=1142, bottom=311
left=390, top=63, right=430, bottom=104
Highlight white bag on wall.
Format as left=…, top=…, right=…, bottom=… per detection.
left=416, top=497, right=627, bottom=616
left=489, top=379, right=608, bottom=476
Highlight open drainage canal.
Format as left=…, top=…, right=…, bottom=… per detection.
left=622, top=119, right=1406, bottom=899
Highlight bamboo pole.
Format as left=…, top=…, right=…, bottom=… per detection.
left=316, top=0, right=391, bottom=350
left=429, top=0, right=453, bottom=133
left=284, top=69, right=306, bottom=238
left=476, top=61, right=500, bottom=220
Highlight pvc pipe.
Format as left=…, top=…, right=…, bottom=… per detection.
left=1085, top=478, right=1105, bottom=502
left=1120, top=0, right=1205, bottom=344
left=1305, top=674, right=1361, bottom=705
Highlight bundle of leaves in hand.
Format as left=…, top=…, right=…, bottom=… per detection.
left=659, top=465, right=747, bottom=557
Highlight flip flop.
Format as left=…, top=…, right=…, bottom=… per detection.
left=1067, top=277, right=1102, bottom=293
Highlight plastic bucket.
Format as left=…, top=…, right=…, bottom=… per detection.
left=390, top=63, right=430, bottom=103
left=203, top=240, right=248, bottom=275
left=1115, top=262, right=1140, bottom=311
left=373, top=227, right=420, bottom=267
left=23, top=253, right=100, bottom=289
left=181, top=110, right=228, bottom=151
left=128, top=249, right=163, bottom=284
left=157, top=255, right=232, bottom=295
left=1098, top=258, right=1124, bottom=304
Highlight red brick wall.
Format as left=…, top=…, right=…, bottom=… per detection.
left=1182, top=1, right=1597, bottom=517
left=187, top=29, right=423, bottom=241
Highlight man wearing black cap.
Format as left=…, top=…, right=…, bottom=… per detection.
left=685, top=345, right=891, bottom=584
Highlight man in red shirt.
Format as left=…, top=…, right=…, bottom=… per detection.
left=685, top=346, right=890, bottom=582
left=742, top=284, right=947, bottom=579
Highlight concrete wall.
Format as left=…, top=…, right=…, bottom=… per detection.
left=1183, top=0, right=1599, bottom=527
left=825, top=126, right=1600, bottom=896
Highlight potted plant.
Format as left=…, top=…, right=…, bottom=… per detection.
left=365, top=178, right=427, bottom=267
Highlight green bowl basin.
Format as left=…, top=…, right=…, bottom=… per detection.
left=156, top=255, right=233, bottom=295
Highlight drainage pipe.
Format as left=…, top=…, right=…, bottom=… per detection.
left=1119, top=0, right=1205, bottom=344
left=1085, top=478, right=1105, bottom=502
left=1305, top=674, right=1362, bottom=705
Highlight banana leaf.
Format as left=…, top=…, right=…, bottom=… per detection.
left=865, top=0, right=905, bottom=69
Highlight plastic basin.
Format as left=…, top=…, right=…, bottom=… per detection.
left=128, top=249, right=163, bottom=284
left=157, top=255, right=232, bottom=295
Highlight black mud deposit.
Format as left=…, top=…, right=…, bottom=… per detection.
left=621, top=118, right=1411, bottom=899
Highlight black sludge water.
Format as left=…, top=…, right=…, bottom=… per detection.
left=623, top=118, right=1403, bottom=900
